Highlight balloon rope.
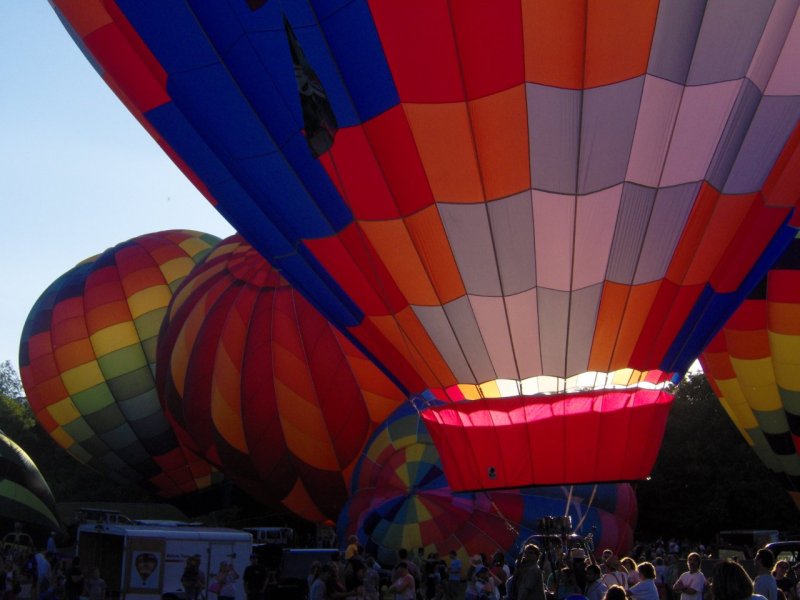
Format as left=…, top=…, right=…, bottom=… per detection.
left=484, top=492, right=519, bottom=537
left=574, top=484, right=598, bottom=532
left=563, top=485, right=574, bottom=518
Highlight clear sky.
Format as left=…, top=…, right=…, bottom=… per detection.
left=0, top=3, right=236, bottom=372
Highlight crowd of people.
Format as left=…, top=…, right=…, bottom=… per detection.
left=301, top=536, right=800, bottom=600
left=0, top=533, right=105, bottom=600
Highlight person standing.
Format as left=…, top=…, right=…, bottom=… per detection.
left=448, top=550, right=463, bottom=600
left=585, top=565, right=608, bottom=600
left=389, top=562, right=416, bottom=600
left=65, top=558, right=84, bottom=600
left=754, top=550, right=778, bottom=600
left=516, top=545, right=546, bottom=600
left=673, top=554, right=705, bottom=600
left=603, top=557, right=629, bottom=590
left=1, top=560, right=19, bottom=600
left=345, top=537, right=360, bottom=561
left=309, top=564, right=332, bottom=600
left=214, top=562, right=239, bottom=600
left=362, top=557, right=380, bottom=600
left=630, top=563, right=660, bottom=600
left=243, top=555, right=266, bottom=600
left=34, top=550, right=51, bottom=600
left=709, top=559, right=767, bottom=600
left=85, top=568, right=106, bottom=600
left=181, top=556, right=206, bottom=600
left=773, top=560, right=795, bottom=600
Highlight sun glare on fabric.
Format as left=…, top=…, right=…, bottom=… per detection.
left=444, top=369, right=673, bottom=401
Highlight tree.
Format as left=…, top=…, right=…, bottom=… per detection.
left=0, top=360, right=23, bottom=400
left=636, top=373, right=800, bottom=540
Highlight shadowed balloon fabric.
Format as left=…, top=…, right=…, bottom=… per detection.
left=339, top=404, right=636, bottom=567
left=156, top=235, right=407, bottom=522
left=0, top=430, right=61, bottom=532
left=19, top=230, right=222, bottom=497
left=701, top=234, right=800, bottom=509
left=50, top=1, right=800, bottom=489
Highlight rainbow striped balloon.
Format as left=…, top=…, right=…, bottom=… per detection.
left=19, top=230, right=221, bottom=497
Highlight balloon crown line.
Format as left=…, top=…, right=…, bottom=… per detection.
left=408, top=369, right=675, bottom=410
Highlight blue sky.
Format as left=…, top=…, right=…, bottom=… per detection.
left=0, top=3, right=235, bottom=372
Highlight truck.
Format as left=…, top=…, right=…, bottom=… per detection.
left=76, top=518, right=252, bottom=600
left=717, top=530, right=780, bottom=560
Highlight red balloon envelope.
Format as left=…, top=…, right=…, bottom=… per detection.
left=51, top=1, right=800, bottom=490
left=157, top=235, right=407, bottom=521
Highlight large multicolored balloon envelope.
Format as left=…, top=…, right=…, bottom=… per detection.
left=701, top=234, right=800, bottom=508
left=339, top=404, right=637, bottom=567
left=0, top=429, right=61, bottom=532
left=52, top=2, right=800, bottom=490
left=156, top=235, right=407, bottom=522
left=19, top=230, right=222, bottom=497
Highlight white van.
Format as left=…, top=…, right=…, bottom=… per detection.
left=76, top=521, right=252, bottom=600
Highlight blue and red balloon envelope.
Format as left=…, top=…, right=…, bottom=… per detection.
left=49, top=1, right=800, bottom=490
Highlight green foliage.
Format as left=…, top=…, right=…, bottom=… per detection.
left=637, top=373, right=800, bottom=540
left=0, top=360, right=23, bottom=401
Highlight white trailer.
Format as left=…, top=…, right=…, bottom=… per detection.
left=76, top=521, right=252, bottom=600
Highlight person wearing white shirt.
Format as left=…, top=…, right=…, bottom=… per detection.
left=584, top=565, right=607, bottom=600
left=673, top=553, right=705, bottom=600
left=630, top=563, right=660, bottom=600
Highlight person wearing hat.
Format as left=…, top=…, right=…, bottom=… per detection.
left=243, top=554, right=267, bottom=600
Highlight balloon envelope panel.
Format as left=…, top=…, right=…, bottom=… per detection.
left=156, top=235, right=407, bottom=522
left=50, top=1, right=800, bottom=401
left=421, top=386, right=673, bottom=491
left=339, top=404, right=636, bottom=567
left=19, top=230, right=221, bottom=497
left=0, top=430, right=61, bottom=532
left=701, top=235, right=800, bottom=506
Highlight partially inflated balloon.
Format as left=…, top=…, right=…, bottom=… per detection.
left=701, top=235, right=800, bottom=508
left=0, top=430, right=61, bottom=532
left=52, top=2, right=800, bottom=489
left=339, top=404, right=636, bottom=567
left=19, top=230, right=221, bottom=497
left=157, top=235, right=407, bottom=521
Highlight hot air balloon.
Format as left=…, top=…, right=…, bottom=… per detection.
left=339, top=404, right=636, bottom=567
left=19, top=230, right=222, bottom=497
left=0, top=430, right=61, bottom=533
left=700, top=234, right=800, bottom=508
left=51, top=2, right=800, bottom=489
left=156, top=235, right=407, bottom=521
